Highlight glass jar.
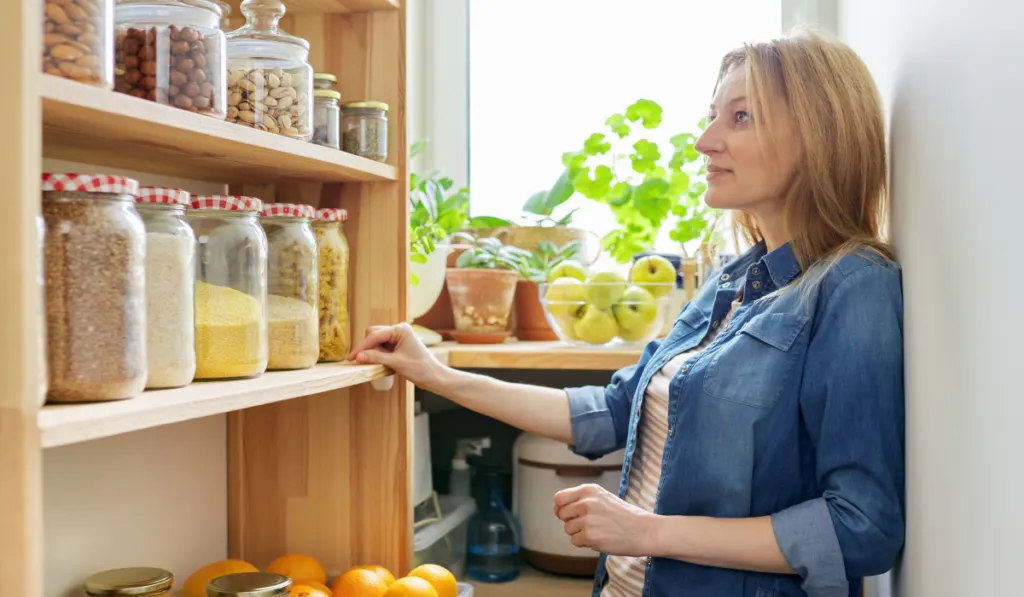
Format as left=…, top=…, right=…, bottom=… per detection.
left=216, top=0, right=231, bottom=29
left=114, top=0, right=227, bottom=118
left=135, top=187, right=196, bottom=389
left=84, top=567, right=173, bottom=597
left=42, top=0, right=114, bottom=88
left=312, top=72, right=336, bottom=90
left=225, top=0, right=313, bottom=140
left=342, top=101, right=388, bottom=161
left=36, top=214, right=48, bottom=406
left=312, top=89, right=340, bottom=149
left=207, top=573, right=290, bottom=597
left=312, top=208, right=349, bottom=362
left=261, top=203, right=318, bottom=370
left=187, top=195, right=268, bottom=380
left=41, top=174, right=146, bottom=403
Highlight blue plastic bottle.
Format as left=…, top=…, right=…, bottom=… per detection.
left=467, top=472, right=522, bottom=583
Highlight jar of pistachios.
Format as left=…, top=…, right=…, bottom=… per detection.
left=342, top=100, right=388, bottom=162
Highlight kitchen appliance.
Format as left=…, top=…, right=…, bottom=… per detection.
left=413, top=404, right=433, bottom=507
left=512, top=433, right=625, bottom=576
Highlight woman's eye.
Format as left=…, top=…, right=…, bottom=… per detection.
left=735, top=111, right=750, bottom=124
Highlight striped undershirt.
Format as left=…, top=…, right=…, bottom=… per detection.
left=600, top=301, right=740, bottom=597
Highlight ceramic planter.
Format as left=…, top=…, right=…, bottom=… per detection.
left=514, top=279, right=558, bottom=341
left=446, top=268, right=519, bottom=344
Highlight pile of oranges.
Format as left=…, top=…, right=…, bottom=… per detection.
left=181, top=555, right=457, bottom=597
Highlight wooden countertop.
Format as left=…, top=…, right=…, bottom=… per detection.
left=470, top=567, right=594, bottom=597
left=430, top=342, right=640, bottom=371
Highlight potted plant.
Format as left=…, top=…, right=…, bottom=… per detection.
left=446, top=237, right=528, bottom=344
left=513, top=240, right=583, bottom=341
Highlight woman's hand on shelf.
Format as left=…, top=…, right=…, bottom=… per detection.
left=348, top=323, right=446, bottom=391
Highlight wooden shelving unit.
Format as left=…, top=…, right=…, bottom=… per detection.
left=433, top=342, right=641, bottom=371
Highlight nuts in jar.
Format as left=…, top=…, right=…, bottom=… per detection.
left=226, top=67, right=310, bottom=138
left=42, top=0, right=112, bottom=87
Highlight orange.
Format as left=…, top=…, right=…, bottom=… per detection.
left=297, top=580, right=333, bottom=596
left=406, top=565, right=457, bottom=597
left=383, top=577, right=439, bottom=597
left=267, top=554, right=327, bottom=585
left=291, top=584, right=330, bottom=597
left=331, top=569, right=389, bottom=597
left=347, top=565, right=395, bottom=587
left=181, top=559, right=259, bottom=597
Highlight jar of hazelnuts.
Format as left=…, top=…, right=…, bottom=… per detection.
left=113, top=0, right=227, bottom=118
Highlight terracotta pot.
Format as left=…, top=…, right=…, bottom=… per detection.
left=446, top=268, right=519, bottom=340
left=514, top=279, right=558, bottom=341
left=412, top=244, right=471, bottom=339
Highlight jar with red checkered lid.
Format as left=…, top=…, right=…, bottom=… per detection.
left=260, top=202, right=317, bottom=370
left=186, top=194, right=268, bottom=380
left=40, top=173, right=146, bottom=403
left=135, top=187, right=196, bottom=388
left=312, top=207, right=349, bottom=361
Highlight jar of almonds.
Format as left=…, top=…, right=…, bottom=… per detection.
left=225, top=0, right=313, bottom=140
left=42, top=0, right=113, bottom=88
left=114, top=0, right=227, bottom=118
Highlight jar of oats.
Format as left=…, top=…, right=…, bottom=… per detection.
left=41, top=173, right=146, bottom=403
left=261, top=202, right=318, bottom=370
left=312, top=207, right=349, bottom=362
left=135, top=187, right=196, bottom=389
left=42, top=0, right=113, bottom=88
left=187, top=195, right=268, bottom=379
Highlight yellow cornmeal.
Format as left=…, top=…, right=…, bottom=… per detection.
left=267, top=294, right=318, bottom=370
left=194, top=281, right=267, bottom=379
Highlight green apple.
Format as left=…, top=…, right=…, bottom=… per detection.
left=555, top=313, right=582, bottom=340
left=584, top=271, right=627, bottom=310
left=544, top=277, right=586, bottom=319
left=548, top=260, right=588, bottom=283
left=617, top=321, right=655, bottom=342
left=629, top=255, right=677, bottom=298
left=612, top=285, right=659, bottom=332
left=573, top=305, right=619, bottom=345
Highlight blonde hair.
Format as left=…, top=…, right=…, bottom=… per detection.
left=717, top=29, right=894, bottom=272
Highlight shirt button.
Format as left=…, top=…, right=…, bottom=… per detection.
left=712, top=320, right=720, bottom=329
left=668, top=427, right=674, bottom=436
left=752, top=280, right=761, bottom=289
left=751, top=267, right=761, bottom=275
left=720, top=273, right=730, bottom=282
left=681, top=364, right=689, bottom=372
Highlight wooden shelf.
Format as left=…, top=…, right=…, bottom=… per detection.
left=472, top=567, right=594, bottom=597
left=38, top=362, right=390, bottom=448
left=431, top=341, right=640, bottom=371
left=41, top=75, right=398, bottom=184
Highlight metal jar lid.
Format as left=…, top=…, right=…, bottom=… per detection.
left=84, top=568, right=174, bottom=596
left=207, top=572, right=292, bottom=597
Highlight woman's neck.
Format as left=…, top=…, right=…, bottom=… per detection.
left=745, top=204, right=789, bottom=252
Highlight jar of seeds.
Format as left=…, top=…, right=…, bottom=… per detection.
left=312, top=89, right=340, bottom=149
left=312, top=208, right=349, bottom=362
left=135, top=187, right=196, bottom=389
left=41, top=174, right=146, bottom=403
left=42, top=0, right=113, bottom=88
left=342, top=101, right=388, bottom=161
left=225, top=0, right=313, bottom=140
left=261, top=203, right=318, bottom=370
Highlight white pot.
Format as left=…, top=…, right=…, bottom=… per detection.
left=409, top=239, right=451, bottom=320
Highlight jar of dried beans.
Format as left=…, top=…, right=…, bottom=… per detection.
left=42, top=0, right=113, bottom=88
left=225, top=0, right=313, bottom=140
left=84, top=567, right=173, bottom=597
left=342, top=101, right=388, bottom=162
left=312, top=208, right=349, bottom=362
left=135, top=187, right=196, bottom=389
left=187, top=195, right=268, bottom=380
left=114, top=0, right=227, bottom=118
left=41, top=174, right=146, bottom=403
left=261, top=203, right=318, bottom=370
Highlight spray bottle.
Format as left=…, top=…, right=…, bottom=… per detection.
left=449, top=437, right=491, bottom=497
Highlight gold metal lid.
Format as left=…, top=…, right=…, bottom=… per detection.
left=314, top=89, right=341, bottom=100
left=206, top=572, right=291, bottom=597
left=313, top=73, right=337, bottom=82
left=342, top=101, right=389, bottom=112
left=84, top=568, right=173, bottom=596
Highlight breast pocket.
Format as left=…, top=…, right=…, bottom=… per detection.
left=702, top=312, right=809, bottom=409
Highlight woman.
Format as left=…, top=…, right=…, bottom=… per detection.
left=350, top=30, right=904, bottom=597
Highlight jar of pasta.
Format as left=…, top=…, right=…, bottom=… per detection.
left=41, top=173, right=146, bottom=403
left=261, top=203, right=318, bottom=370
left=187, top=195, right=268, bottom=379
left=312, top=207, right=349, bottom=362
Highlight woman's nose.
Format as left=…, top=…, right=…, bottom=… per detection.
left=695, top=127, right=723, bottom=156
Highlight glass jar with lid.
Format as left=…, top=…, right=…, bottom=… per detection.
left=216, top=0, right=231, bottom=29
left=42, top=0, right=113, bottom=88
left=207, top=572, right=291, bottom=597
left=313, top=72, right=336, bottom=90
left=313, top=208, right=349, bottom=362
left=261, top=203, right=318, bottom=370
left=135, top=187, right=196, bottom=388
left=36, top=214, right=47, bottom=406
left=342, top=101, right=388, bottom=162
left=41, top=173, right=146, bottom=403
left=187, top=195, right=268, bottom=380
left=114, top=0, right=227, bottom=118
left=84, top=567, right=173, bottom=597
left=312, top=89, right=341, bottom=149
left=225, top=0, right=313, bottom=140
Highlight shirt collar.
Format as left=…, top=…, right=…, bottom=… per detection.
left=761, top=242, right=802, bottom=288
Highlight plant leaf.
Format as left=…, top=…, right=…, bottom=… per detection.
left=523, top=190, right=549, bottom=215
left=468, top=215, right=514, bottom=229
left=410, top=271, right=420, bottom=285
left=562, top=151, right=588, bottom=170
left=583, top=133, right=611, bottom=156
left=625, top=99, right=663, bottom=129
left=410, top=252, right=428, bottom=264
left=455, top=249, right=475, bottom=268
left=574, top=165, right=613, bottom=200
left=543, top=169, right=576, bottom=213
left=410, top=139, right=428, bottom=159
left=630, top=139, right=662, bottom=174
left=556, top=208, right=579, bottom=226
left=605, top=113, right=631, bottom=138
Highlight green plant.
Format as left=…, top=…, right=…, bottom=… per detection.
left=454, top=237, right=530, bottom=271
left=515, top=241, right=583, bottom=283
left=409, top=140, right=472, bottom=284
left=557, top=99, right=719, bottom=263
left=462, top=170, right=579, bottom=231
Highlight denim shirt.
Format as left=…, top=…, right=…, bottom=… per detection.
left=565, top=242, right=905, bottom=597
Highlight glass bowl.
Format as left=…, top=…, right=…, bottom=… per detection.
left=538, top=281, right=674, bottom=349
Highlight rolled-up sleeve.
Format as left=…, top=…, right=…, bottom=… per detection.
left=564, top=337, right=661, bottom=460
left=771, top=264, right=906, bottom=596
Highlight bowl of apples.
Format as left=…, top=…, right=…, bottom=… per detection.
left=539, top=255, right=678, bottom=349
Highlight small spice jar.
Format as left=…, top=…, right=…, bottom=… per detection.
left=225, top=0, right=314, bottom=139
left=42, top=0, right=113, bottom=88
left=312, top=89, right=341, bottom=149
left=187, top=195, right=268, bottom=380
left=261, top=203, right=318, bottom=370
left=135, top=187, right=197, bottom=389
left=313, top=208, right=350, bottom=362
left=41, top=173, right=146, bottom=403
left=207, top=573, right=291, bottom=597
left=84, top=567, right=173, bottom=597
left=342, top=101, right=388, bottom=161
left=312, top=71, right=336, bottom=90
left=114, top=0, right=227, bottom=117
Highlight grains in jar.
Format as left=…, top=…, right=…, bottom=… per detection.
left=312, top=208, right=350, bottom=361
left=41, top=174, right=146, bottom=403
left=261, top=203, right=318, bottom=370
